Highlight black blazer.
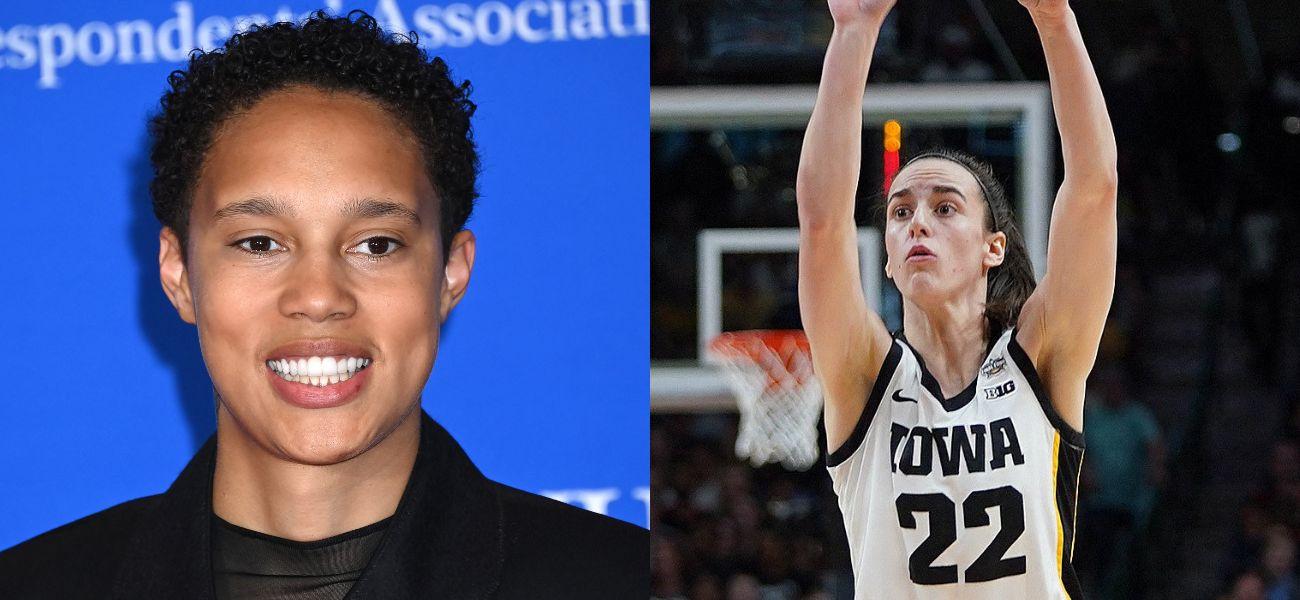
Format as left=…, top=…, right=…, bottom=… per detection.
left=0, top=411, right=647, bottom=598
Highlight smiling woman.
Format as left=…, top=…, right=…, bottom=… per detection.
left=0, top=9, right=645, bottom=599
left=164, top=85, right=460, bottom=473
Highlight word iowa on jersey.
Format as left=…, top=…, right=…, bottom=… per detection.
left=826, top=328, right=1085, bottom=600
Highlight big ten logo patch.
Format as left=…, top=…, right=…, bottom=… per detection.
left=982, top=380, right=1016, bottom=400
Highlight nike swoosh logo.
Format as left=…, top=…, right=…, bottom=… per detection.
left=892, top=390, right=918, bottom=404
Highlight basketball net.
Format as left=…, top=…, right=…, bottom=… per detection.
left=709, top=330, right=823, bottom=471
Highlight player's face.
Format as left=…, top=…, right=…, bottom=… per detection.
left=158, top=85, right=474, bottom=466
left=883, top=158, right=1005, bottom=304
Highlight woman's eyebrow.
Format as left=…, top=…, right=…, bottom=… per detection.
left=341, top=197, right=422, bottom=226
left=212, top=196, right=295, bottom=223
left=932, top=184, right=967, bottom=202
left=210, top=196, right=421, bottom=226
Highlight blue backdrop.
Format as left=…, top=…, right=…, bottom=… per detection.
left=0, top=0, right=648, bottom=549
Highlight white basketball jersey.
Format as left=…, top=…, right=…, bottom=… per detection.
left=826, top=327, right=1085, bottom=599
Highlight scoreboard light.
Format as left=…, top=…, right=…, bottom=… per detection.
left=883, top=119, right=901, bottom=194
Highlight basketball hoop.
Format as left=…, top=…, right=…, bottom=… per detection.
left=708, top=330, right=823, bottom=471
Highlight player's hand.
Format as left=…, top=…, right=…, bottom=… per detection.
left=827, top=0, right=896, bottom=28
left=1017, top=0, right=1071, bottom=23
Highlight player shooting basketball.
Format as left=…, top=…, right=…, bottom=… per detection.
left=798, top=0, right=1115, bottom=597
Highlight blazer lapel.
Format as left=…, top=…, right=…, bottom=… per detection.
left=106, top=411, right=502, bottom=599
left=345, top=411, right=505, bottom=598
left=111, top=435, right=219, bottom=600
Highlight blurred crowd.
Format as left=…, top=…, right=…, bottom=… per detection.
left=1219, top=439, right=1300, bottom=600
left=650, top=414, right=851, bottom=600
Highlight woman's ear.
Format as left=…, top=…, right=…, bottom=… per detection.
left=984, top=232, right=1007, bottom=269
left=439, top=229, right=476, bottom=322
left=159, top=227, right=197, bottom=324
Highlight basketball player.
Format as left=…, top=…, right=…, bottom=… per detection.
left=798, top=0, right=1115, bottom=597
left=0, top=10, right=645, bottom=598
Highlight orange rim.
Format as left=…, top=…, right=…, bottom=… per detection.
left=709, top=329, right=813, bottom=389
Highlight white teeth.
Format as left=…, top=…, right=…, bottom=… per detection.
left=267, top=355, right=371, bottom=386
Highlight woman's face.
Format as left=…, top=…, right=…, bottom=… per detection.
left=883, top=158, right=1005, bottom=305
left=158, top=85, right=474, bottom=466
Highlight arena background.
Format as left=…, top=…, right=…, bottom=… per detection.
left=0, top=0, right=648, bottom=550
left=650, top=2, right=1300, bottom=599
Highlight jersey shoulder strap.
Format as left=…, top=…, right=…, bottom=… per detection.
left=826, top=339, right=906, bottom=467
left=1005, top=326, right=1085, bottom=449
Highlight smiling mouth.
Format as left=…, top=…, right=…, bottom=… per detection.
left=265, top=355, right=372, bottom=387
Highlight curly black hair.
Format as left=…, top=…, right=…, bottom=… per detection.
left=148, top=9, right=478, bottom=261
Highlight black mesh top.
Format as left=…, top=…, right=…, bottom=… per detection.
left=211, top=513, right=392, bottom=600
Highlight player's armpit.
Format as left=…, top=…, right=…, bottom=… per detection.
left=798, top=225, right=892, bottom=452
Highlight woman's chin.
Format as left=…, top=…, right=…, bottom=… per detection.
left=900, top=273, right=943, bottom=297
left=899, top=277, right=971, bottom=308
left=217, top=391, right=419, bottom=467
left=272, top=433, right=376, bottom=466
left=252, top=414, right=382, bottom=466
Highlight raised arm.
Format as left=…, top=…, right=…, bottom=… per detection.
left=1014, top=1, right=1119, bottom=431
left=797, top=0, right=896, bottom=452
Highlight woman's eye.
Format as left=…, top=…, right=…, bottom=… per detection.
left=938, top=204, right=955, bottom=215
left=236, top=236, right=283, bottom=254
left=352, top=236, right=403, bottom=257
left=893, top=207, right=911, bottom=219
